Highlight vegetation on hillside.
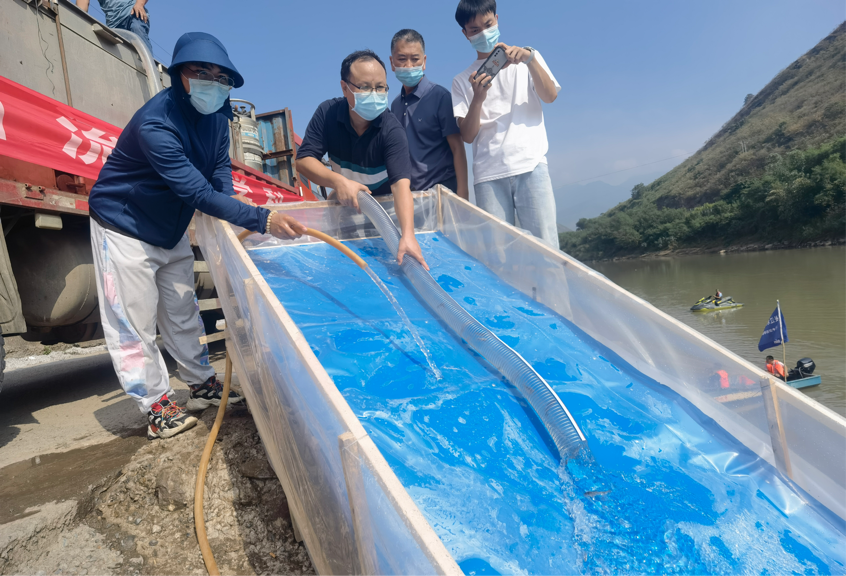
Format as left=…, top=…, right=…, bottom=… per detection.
left=560, top=138, right=845, bottom=259
left=560, top=22, right=846, bottom=260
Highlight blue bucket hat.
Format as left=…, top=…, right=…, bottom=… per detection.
left=170, top=32, right=244, bottom=88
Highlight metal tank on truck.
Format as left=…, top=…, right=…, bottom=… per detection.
left=230, top=99, right=264, bottom=173
left=0, top=0, right=317, bottom=386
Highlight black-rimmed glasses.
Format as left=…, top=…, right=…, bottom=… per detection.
left=346, top=81, right=389, bottom=95
left=183, top=68, right=235, bottom=88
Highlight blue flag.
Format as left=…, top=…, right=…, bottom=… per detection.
left=758, top=305, right=789, bottom=352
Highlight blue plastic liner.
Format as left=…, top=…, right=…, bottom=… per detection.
left=358, top=191, right=588, bottom=461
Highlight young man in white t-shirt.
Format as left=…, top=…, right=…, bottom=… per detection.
left=451, top=0, right=561, bottom=248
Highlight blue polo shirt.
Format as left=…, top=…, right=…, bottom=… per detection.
left=390, top=76, right=460, bottom=191
left=297, top=97, right=411, bottom=196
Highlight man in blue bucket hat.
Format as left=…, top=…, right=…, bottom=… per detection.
left=88, top=32, right=307, bottom=440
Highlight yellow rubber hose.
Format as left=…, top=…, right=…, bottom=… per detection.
left=303, top=227, right=368, bottom=269
left=195, top=354, right=231, bottom=576
left=237, top=226, right=368, bottom=269
left=236, top=229, right=254, bottom=243
left=196, top=222, right=366, bottom=575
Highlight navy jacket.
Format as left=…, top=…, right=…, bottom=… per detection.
left=89, top=83, right=269, bottom=249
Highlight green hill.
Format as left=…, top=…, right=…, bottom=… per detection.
left=560, top=22, right=846, bottom=260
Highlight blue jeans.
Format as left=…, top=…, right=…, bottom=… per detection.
left=115, top=14, right=153, bottom=56
left=474, top=162, right=559, bottom=249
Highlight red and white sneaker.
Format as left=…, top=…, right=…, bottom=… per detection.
left=147, top=395, right=197, bottom=440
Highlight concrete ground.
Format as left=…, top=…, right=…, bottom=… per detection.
left=0, top=336, right=315, bottom=575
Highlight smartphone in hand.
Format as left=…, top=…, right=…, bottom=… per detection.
left=476, top=46, right=507, bottom=85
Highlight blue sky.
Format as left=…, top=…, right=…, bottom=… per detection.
left=91, top=0, right=843, bottom=189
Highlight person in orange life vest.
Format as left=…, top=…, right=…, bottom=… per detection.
left=715, top=288, right=722, bottom=299
left=709, top=367, right=730, bottom=389
left=765, top=355, right=786, bottom=380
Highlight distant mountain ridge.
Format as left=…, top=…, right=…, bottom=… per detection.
left=560, top=22, right=846, bottom=260
left=554, top=172, right=664, bottom=230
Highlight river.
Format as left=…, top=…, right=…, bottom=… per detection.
left=591, top=246, right=845, bottom=416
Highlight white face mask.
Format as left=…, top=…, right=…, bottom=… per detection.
left=186, top=77, right=231, bottom=115
left=351, top=90, right=389, bottom=121
left=468, top=24, right=500, bottom=53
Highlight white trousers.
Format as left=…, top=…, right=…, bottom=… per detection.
left=90, top=219, right=214, bottom=413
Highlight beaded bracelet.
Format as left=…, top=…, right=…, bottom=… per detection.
left=266, top=211, right=274, bottom=235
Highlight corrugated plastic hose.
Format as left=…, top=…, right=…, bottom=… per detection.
left=195, top=225, right=367, bottom=576
left=357, top=191, right=590, bottom=462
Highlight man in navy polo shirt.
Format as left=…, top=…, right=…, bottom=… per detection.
left=297, top=49, right=428, bottom=269
left=389, top=29, right=469, bottom=199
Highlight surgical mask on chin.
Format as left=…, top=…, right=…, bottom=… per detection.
left=395, top=66, right=424, bottom=88
left=351, top=90, right=388, bottom=121
left=468, top=24, right=500, bottom=53
left=187, top=78, right=231, bottom=115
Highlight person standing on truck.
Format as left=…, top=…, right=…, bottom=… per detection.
left=451, top=0, right=561, bottom=248
left=88, top=32, right=307, bottom=440
left=389, top=29, right=469, bottom=200
left=297, top=49, right=429, bottom=270
left=76, top=0, right=153, bottom=55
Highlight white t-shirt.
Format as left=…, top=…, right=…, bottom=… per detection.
left=451, top=52, right=560, bottom=185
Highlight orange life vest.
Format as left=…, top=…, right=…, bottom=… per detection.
left=739, top=375, right=756, bottom=387
left=766, top=361, right=786, bottom=379
left=717, top=369, right=729, bottom=389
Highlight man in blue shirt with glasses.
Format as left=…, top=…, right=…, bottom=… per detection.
left=389, top=29, right=469, bottom=200
left=297, top=49, right=429, bottom=270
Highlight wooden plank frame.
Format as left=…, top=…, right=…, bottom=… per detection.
left=202, top=213, right=462, bottom=576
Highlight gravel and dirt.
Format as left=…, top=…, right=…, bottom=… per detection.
left=0, top=336, right=315, bottom=576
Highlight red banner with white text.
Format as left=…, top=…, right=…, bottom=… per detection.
left=0, top=75, right=301, bottom=206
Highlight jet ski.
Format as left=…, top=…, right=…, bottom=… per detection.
left=690, top=295, right=743, bottom=312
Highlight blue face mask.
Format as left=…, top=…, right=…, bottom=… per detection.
left=395, top=66, right=425, bottom=88
left=467, top=24, right=500, bottom=53
left=351, top=90, right=388, bottom=121
left=186, top=77, right=231, bottom=115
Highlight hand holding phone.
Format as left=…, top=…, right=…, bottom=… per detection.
left=475, top=46, right=508, bottom=85
left=498, top=44, right=533, bottom=67
left=469, top=71, right=493, bottom=102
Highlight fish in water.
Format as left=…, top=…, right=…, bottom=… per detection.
left=584, top=490, right=611, bottom=497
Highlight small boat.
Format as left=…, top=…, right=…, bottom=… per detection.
left=788, top=375, right=821, bottom=389
left=770, top=358, right=820, bottom=389
left=690, top=295, right=743, bottom=312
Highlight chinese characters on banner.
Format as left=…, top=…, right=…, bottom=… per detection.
left=0, top=75, right=301, bottom=206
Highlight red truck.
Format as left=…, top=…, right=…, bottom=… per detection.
left=0, top=0, right=320, bottom=384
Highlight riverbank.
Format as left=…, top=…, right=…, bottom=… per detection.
left=582, top=236, right=845, bottom=263
left=0, top=406, right=314, bottom=576
left=0, top=340, right=315, bottom=576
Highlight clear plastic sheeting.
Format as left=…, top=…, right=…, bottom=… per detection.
left=239, top=193, right=438, bottom=251
left=778, top=384, right=846, bottom=519
left=195, top=207, right=460, bottom=576
left=197, top=187, right=846, bottom=574
left=438, top=190, right=846, bottom=524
